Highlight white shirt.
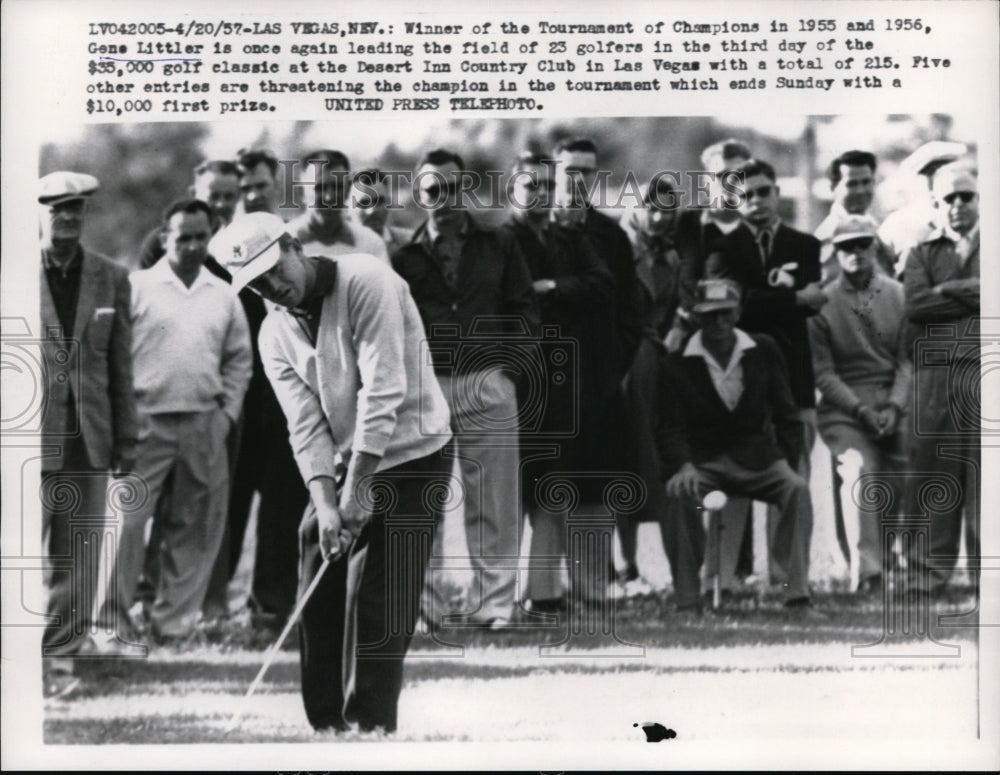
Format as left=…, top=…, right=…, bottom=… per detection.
left=700, top=208, right=743, bottom=235
left=130, top=259, right=252, bottom=420
left=683, top=328, right=758, bottom=411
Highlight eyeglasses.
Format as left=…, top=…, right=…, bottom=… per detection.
left=943, top=191, right=976, bottom=205
left=835, top=237, right=875, bottom=253
left=744, top=185, right=774, bottom=201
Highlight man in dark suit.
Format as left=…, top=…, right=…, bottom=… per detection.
left=502, top=150, right=615, bottom=612
left=550, top=137, right=645, bottom=602
left=657, top=280, right=814, bottom=612
left=673, top=138, right=752, bottom=340
left=706, top=158, right=826, bottom=590
left=38, top=171, right=138, bottom=695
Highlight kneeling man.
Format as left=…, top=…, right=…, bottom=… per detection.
left=657, top=280, right=813, bottom=611
left=212, top=213, right=453, bottom=734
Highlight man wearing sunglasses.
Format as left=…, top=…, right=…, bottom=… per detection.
left=808, top=216, right=911, bottom=596
left=37, top=171, right=138, bottom=695
left=392, top=148, right=538, bottom=630
left=705, top=158, right=825, bottom=609
left=879, top=141, right=967, bottom=273
left=902, top=164, right=980, bottom=598
left=288, top=150, right=388, bottom=264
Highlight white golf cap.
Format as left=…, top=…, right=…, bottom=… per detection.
left=900, top=141, right=967, bottom=177
left=210, top=212, right=289, bottom=291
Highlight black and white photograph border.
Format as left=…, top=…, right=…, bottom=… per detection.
left=2, top=1, right=999, bottom=771
left=3, top=112, right=997, bottom=770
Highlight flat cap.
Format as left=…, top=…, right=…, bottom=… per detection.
left=38, top=171, right=100, bottom=205
left=900, top=141, right=967, bottom=177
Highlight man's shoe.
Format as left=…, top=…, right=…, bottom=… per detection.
left=201, top=603, right=230, bottom=623
left=857, top=575, right=883, bottom=597
left=526, top=598, right=567, bottom=615
left=675, top=601, right=705, bottom=617
left=624, top=576, right=655, bottom=598
left=151, top=628, right=207, bottom=649
left=784, top=597, right=828, bottom=621
left=88, top=633, right=149, bottom=657
left=250, top=611, right=286, bottom=634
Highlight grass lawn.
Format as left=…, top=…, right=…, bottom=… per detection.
left=44, top=588, right=981, bottom=745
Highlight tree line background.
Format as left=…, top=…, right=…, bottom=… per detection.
left=40, top=114, right=968, bottom=267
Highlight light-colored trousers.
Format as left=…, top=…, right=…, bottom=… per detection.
left=424, top=370, right=522, bottom=623
left=101, top=409, right=228, bottom=637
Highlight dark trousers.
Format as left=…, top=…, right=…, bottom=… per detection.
left=906, top=361, right=980, bottom=592
left=666, top=455, right=812, bottom=606
left=249, top=432, right=307, bottom=619
left=298, top=448, right=450, bottom=733
left=42, top=435, right=109, bottom=665
left=617, top=337, right=671, bottom=580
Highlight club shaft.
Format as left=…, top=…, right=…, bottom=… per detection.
left=225, top=555, right=333, bottom=730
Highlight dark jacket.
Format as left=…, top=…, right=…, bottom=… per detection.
left=620, top=210, right=682, bottom=341
left=201, top=256, right=274, bottom=426
left=656, top=332, right=803, bottom=481
left=705, top=222, right=822, bottom=408
left=902, top=227, right=980, bottom=345
left=391, top=216, right=540, bottom=376
left=580, top=208, right=643, bottom=382
left=502, top=217, right=615, bottom=496
left=40, top=247, right=138, bottom=470
left=673, top=207, right=740, bottom=323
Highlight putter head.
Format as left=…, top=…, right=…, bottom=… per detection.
left=703, top=490, right=728, bottom=511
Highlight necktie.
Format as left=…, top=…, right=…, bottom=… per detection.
left=757, top=229, right=772, bottom=267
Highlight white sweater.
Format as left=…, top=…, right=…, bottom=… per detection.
left=259, top=253, right=452, bottom=483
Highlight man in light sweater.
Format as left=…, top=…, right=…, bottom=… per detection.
left=211, top=212, right=452, bottom=735
left=99, top=199, right=252, bottom=643
left=808, top=216, right=911, bottom=595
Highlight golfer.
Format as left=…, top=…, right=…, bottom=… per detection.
left=212, top=213, right=452, bottom=734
